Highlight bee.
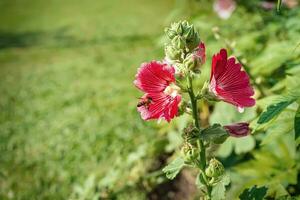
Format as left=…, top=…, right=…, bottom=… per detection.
left=137, top=97, right=153, bottom=108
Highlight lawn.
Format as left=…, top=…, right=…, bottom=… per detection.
left=0, top=0, right=173, bottom=199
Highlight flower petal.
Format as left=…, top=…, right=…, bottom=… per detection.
left=134, top=61, right=175, bottom=93
left=210, top=49, right=255, bottom=110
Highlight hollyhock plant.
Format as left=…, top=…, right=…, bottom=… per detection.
left=136, top=21, right=257, bottom=199
left=209, top=49, right=255, bottom=112
left=224, top=122, right=250, bottom=137
left=134, top=61, right=181, bottom=122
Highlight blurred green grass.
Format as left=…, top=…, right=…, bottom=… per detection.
left=0, top=0, right=173, bottom=199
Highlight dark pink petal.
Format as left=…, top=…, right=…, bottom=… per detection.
left=209, top=49, right=255, bottom=111
left=134, top=61, right=175, bottom=94
left=195, top=42, right=206, bottom=65
left=224, top=122, right=250, bottom=137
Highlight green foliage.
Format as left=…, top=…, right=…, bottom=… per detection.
left=295, top=106, right=300, bottom=140
left=239, top=185, right=268, bottom=200
left=200, top=124, right=228, bottom=144
left=162, top=157, right=185, bottom=180
left=210, top=102, right=256, bottom=157
left=232, top=133, right=297, bottom=198
left=211, top=174, right=230, bottom=200
left=257, top=99, right=296, bottom=124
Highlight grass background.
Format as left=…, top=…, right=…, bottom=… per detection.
left=0, top=0, right=174, bottom=199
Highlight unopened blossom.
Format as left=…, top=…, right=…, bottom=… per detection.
left=213, top=0, right=236, bottom=19
left=224, top=122, right=250, bottom=137
left=195, top=42, right=206, bottom=66
left=134, top=61, right=181, bottom=122
left=209, top=49, right=255, bottom=112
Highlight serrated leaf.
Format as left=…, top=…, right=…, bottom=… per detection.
left=258, top=99, right=295, bottom=124
left=211, top=174, right=230, bottom=200
left=162, top=157, right=185, bottom=180
left=201, top=124, right=229, bottom=144
left=295, top=105, right=300, bottom=140
left=239, top=185, right=268, bottom=200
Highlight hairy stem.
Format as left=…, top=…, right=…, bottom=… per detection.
left=187, top=75, right=212, bottom=199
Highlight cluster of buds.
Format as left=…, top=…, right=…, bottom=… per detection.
left=205, top=158, right=225, bottom=185
left=181, top=142, right=200, bottom=164
left=164, top=21, right=205, bottom=74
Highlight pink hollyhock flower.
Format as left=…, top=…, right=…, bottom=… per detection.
left=134, top=61, right=181, bottom=122
left=261, top=1, right=276, bottom=10
left=224, top=122, right=250, bottom=137
left=195, top=42, right=206, bottom=65
left=209, top=49, right=255, bottom=112
left=213, top=0, right=236, bottom=20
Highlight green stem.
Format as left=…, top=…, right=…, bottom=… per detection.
left=187, top=75, right=211, bottom=198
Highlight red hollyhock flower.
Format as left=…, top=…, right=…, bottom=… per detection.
left=134, top=61, right=181, bottom=122
left=209, top=49, right=255, bottom=112
left=224, top=122, right=250, bottom=137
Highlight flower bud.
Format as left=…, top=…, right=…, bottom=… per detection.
left=181, top=143, right=199, bottom=163
left=165, top=45, right=182, bottom=61
left=171, top=36, right=186, bottom=50
left=183, top=54, right=198, bottom=71
left=182, top=123, right=199, bottom=144
left=165, top=28, right=177, bottom=39
left=186, top=33, right=200, bottom=51
left=205, top=158, right=225, bottom=178
left=224, top=122, right=250, bottom=138
left=201, top=81, right=218, bottom=101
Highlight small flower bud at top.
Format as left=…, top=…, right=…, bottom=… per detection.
left=172, top=36, right=186, bottom=50
left=205, top=158, right=225, bottom=178
left=165, top=28, right=177, bottom=39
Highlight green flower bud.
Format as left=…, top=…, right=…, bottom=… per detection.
left=183, top=54, right=199, bottom=72
left=201, top=81, right=218, bottom=101
left=186, top=33, right=200, bottom=51
left=171, top=36, right=186, bottom=50
left=165, top=45, right=182, bottom=60
left=205, top=158, right=225, bottom=178
left=182, top=123, right=199, bottom=144
left=181, top=143, right=199, bottom=163
left=165, top=28, right=177, bottom=39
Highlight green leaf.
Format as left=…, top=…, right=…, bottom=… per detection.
left=211, top=174, right=230, bottom=200
left=295, top=105, right=300, bottom=140
left=162, top=157, right=185, bottom=180
left=234, top=136, right=256, bottom=154
left=239, top=185, right=268, bottom=200
left=258, top=99, right=296, bottom=124
left=201, top=124, right=229, bottom=144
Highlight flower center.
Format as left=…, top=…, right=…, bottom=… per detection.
left=164, top=84, right=180, bottom=98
